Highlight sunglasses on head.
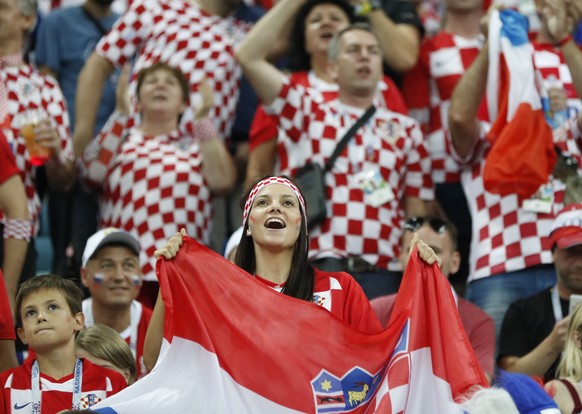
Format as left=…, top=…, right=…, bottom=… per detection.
left=404, top=216, right=448, bottom=234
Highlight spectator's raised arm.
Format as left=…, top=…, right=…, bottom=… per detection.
left=448, top=42, right=489, bottom=159
left=350, top=0, right=421, bottom=72
left=74, top=53, right=115, bottom=157
left=235, top=0, right=307, bottom=106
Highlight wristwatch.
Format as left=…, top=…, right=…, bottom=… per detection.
left=354, top=0, right=381, bottom=17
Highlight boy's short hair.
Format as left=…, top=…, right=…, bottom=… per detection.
left=15, top=274, right=84, bottom=328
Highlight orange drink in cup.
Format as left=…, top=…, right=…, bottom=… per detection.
left=20, top=110, right=49, bottom=166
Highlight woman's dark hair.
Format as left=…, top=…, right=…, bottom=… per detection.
left=287, top=0, right=355, bottom=71
left=235, top=175, right=315, bottom=302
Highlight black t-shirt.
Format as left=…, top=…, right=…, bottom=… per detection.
left=367, top=0, right=424, bottom=88
left=498, top=288, right=568, bottom=382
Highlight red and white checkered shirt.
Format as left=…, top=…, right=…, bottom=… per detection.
left=0, top=65, right=72, bottom=235
left=80, top=115, right=213, bottom=282
left=249, top=70, right=409, bottom=151
left=95, top=0, right=251, bottom=140
left=266, top=79, right=434, bottom=271
left=533, top=41, right=582, bottom=119
left=458, top=121, right=582, bottom=282
left=455, top=43, right=582, bottom=281
left=403, top=32, right=489, bottom=184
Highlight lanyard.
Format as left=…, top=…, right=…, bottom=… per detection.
left=83, top=298, right=141, bottom=357
left=31, top=358, right=83, bottom=413
left=551, top=286, right=564, bottom=323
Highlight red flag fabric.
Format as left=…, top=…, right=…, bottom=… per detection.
left=93, top=238, right=487, bottom=413
left=484, top=9, right=556, bottom=200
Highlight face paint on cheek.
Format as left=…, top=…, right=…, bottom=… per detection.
left=130, top=274, right=141, bottom=287
left=93, top=273, right=105, bottom=286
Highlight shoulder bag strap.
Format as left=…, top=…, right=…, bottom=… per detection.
left=81, top=6, right=108, bottom=36
left=324, top=104, right=376, bottom=172
left=558, top=379, right=582, bottom=412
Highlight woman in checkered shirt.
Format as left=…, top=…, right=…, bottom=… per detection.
left=78, top=62, right=236, bottom=307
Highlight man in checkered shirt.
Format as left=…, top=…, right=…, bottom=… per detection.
left=236, top=0, right=434, bottom=299
left=448, top=0, right=582, bottom=339
left=0, top=0, right=75, bottom=286
left=73, top=0, right=252, bottom=157
left=402, top=0, right=488, bottom=291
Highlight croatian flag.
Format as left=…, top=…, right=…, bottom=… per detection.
left=93, top=238, right=487, bottom=413
left=484, top=8, right=555, bottom=199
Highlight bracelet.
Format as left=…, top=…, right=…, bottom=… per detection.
left=3, top=218, right=32, bottom=242
left=555, top=34, right=573, bottom=48
left=354, top=0, right=380, bottom=17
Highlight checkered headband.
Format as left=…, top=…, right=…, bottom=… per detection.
left=242, top=176, right=307, bottom=229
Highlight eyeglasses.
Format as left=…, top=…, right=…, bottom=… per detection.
left=404, top=216, right=448, bottom=234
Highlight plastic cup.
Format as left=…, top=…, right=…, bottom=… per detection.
left=20, top=110, right=49, bottom=166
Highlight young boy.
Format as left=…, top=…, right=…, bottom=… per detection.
left=0, top=275, right=127, bottom=413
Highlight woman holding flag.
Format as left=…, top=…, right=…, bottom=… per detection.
left=145, top=175, right=421, bottom=371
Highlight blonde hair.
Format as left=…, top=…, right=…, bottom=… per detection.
left=75, top=324, right=137, bottom=385
left=558, top=304, right=582, bottom=380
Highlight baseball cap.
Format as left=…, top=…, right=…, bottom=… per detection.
left=82, top=227, right=141, bottom=268
left=550, top=203, right=582, bottom=250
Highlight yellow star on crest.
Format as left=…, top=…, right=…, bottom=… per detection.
left=321, top=379, right=332, bottom=392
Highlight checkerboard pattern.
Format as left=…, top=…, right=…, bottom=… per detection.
left=460, top=121, right=582, bottom=282
left=533, top=42, right=582, bottom=117
left=96, top=0, right=251, bottom=140
left=250, top=71, right=408, bottom=151
left=403, top=32, right=488, bottom=184
left=268, top=80, right=434, bottom=271
left=0, top=65, right=72, bottom=235
left=81, top=118, right=212, bottom=281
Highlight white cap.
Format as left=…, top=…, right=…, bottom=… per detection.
left=82, top=227, right=140, bottom=268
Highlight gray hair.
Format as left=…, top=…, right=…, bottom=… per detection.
left=327, top=22, right=380, bottom=61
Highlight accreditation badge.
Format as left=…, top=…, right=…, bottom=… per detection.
left=355, top=169, right=394, bottom=207
left=522, top=181, right=553, bottom=214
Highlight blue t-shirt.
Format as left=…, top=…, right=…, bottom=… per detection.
left=35, top=6, right=120, bottom=134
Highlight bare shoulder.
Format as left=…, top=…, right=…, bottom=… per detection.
left=545, top=378, right=576, bottom=414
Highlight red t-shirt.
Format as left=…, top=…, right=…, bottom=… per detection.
left=370, top=293, right=495, bottom=376
left=255, top=268, right=382, bottom=334
left=0, top=358, right=127, bottom=413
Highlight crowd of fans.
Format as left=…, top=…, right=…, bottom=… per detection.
left=2, top=0, right=582, bottom=411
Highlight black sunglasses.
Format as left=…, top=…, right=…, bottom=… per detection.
left=404, top=216, right=448, bottom=234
